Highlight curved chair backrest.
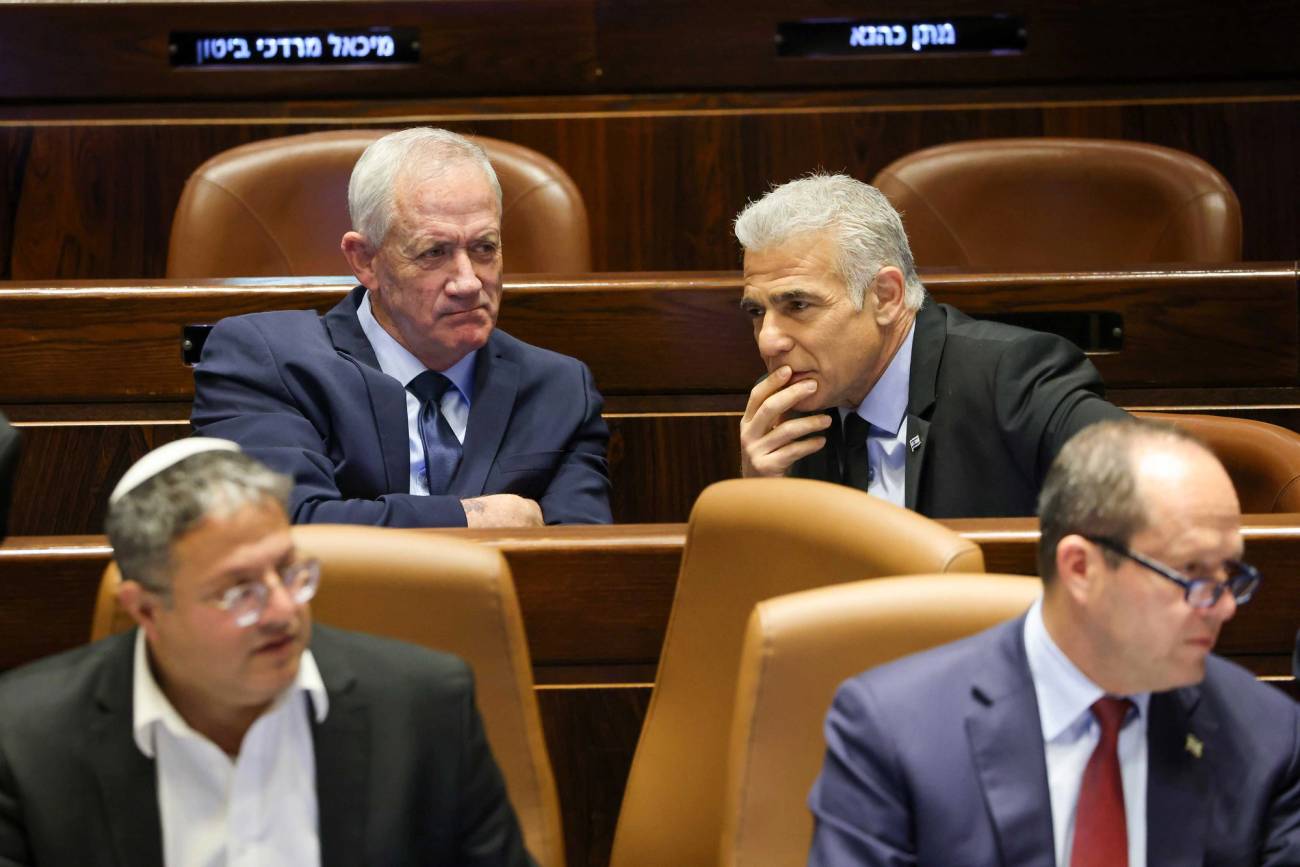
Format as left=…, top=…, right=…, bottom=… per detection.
left=1133, top=412, right=1300, bottom=512
left=609, top=477, right=985, bottom=867
left=166, top=129, right=591, bottom=278
left=91, top=525, right=565, bottom=867
left=872, top=138, right=1241, bottom=269
left=721, top=573, right=1042, bottom=867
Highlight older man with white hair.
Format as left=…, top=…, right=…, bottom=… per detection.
left=192, top=127, right=611, bottom=529
left=735, top=173, right=1128, bottom=517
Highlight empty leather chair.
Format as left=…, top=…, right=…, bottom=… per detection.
left=1133, top=412, right=1300, bottom=512
left=720, top=574, right=1042, bottom=867
left=166, top=129, right=591, bottom=278
left=872, top=138, right=1241, bottom=269
left=92, top=525, right=564, bottom=867
left=609, top=478, right=985, bottom=867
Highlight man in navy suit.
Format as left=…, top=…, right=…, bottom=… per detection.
left=809, top=418, right=1300, bottom=866
left=192, top=127, right=611, bottom=528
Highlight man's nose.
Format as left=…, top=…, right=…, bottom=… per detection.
left=1205, top=587, right=1238, bottom=625
left=756, top=312, right=793, bottom=358
left=445, top=248, right=483, bottom=295
left=258, top=570, right=299, bottom=626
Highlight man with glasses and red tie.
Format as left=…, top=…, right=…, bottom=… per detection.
left=809, top=418, right=1300, bottom=866
left=0, top=438, right=534, bottom=866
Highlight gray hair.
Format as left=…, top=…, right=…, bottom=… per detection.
left=1036, top=418, right=1207, bottom=581
left=105, top=450, right=292, bottom=593
left=347, top=127, right=503, bottom=247
left=733, top=173, right=926, bottom=310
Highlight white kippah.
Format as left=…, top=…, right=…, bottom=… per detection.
left=109, top=437, right=242, bottom=504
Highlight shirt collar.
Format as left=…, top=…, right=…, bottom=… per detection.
left=852, top=321, right=914, bottom=435
left=131, top=629, right=329, bottom=759
left=357, top=290, right=477, bottom=403
left=1023, top=597, right=1149, bottom=741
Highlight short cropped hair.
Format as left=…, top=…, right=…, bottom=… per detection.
left=1036, top=418, right=1208, bottom=580
left=105, top=450, right=291, bottom=593
left=733, top=173, right=926, bottom=311
left=348, top=127, right=503, bottom=247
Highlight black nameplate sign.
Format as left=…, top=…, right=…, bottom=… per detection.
left=171, top=28, right=420, bottom=67
left=777, top=16, right=1026, bottom=57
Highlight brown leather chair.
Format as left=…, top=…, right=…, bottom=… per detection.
left=166, top=129, right=591, bottom=278
left=608, top=478, right=985, bottom=867
left=1133, top=412, right=1300, bottom=512
left=92, top=525, right=564, bottom=867
left=872, top=138, right=1242, bottom=269
left=720, top=574, right=1042, bottom=867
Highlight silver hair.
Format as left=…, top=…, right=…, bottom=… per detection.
left=347, top=127, right=503, bottom=247
left=733, top=173, right=926, bottom=311
left=104, top=450, right=292, bottom=594
left=1036, top=418, right=1208, bottom=581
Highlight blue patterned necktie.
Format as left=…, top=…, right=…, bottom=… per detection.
left=406, top=370, right=462, bottom=495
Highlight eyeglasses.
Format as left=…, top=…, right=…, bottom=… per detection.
left=1083, top=536, right=1260, bottom=609
left=214, top=558, right=321, bottom=628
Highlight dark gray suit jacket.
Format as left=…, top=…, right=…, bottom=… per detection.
left=791, top=301, right=1129, bottom=517
left=0, top=625, right=534, bottom=867
left=809, top=616, right=1300, bottom=866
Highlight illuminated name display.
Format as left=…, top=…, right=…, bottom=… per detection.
left=170, top=28, right=419, bottom=67
left=777, top=16, right=1025, bottom=57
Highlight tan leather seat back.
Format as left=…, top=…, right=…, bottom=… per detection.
left=166, top=129, right=591, bottom=278
left=722, top=574, right=1041, bottom=867
left=609, top=478, right=985, bottom=867
left=1134, top=411, right=1300, bottom=512
left=872, top=138, right=1241, bottom=269
left=92, top=525, right=564, bottom=867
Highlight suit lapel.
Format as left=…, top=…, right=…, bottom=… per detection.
left=453, top=336, right=518, bottom=497
left=965, top=620, right=1057, bottom=867
left=311, top=631, right=371, bottom=867
left=1146, top=687, right=1214, bottom=864
left=87, top=633, right=164, bottom=867
left=905, top=303, right=945, bottom=511
left=324, top=287, right=411, bottom=492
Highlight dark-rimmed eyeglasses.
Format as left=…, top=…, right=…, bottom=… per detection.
left=1083, top=536, right=1260, bottom=609
left=214, top=558, right=321, bottom=628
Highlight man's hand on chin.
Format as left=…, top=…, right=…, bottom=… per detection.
left=461, top=494, right=544, bottom=528
left=739, top=365, right=834, bottom=478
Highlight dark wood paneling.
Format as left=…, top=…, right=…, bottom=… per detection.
left=2, top=95, right=1299, bottom=279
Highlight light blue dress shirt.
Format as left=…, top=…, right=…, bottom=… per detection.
left=841, top=323, right=914, bottom=508
left=1024, top=597, right=1150, bottom=867
left=356, top=292, right=477, bottom=496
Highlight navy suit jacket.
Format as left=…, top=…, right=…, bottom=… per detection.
left=791, top=301, right=1129, bottom=518
left=0, top=625, right=533, bottom=866
left=191, top=286, right=611, bottom=527
left=809, top=617, right=1300, bottom=867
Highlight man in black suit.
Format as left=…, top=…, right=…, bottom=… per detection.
left=0, top=410, right=19, bottom=541
left=0, top=439, right=532, bottom=866
left=735, top=173, right=1128, bottom=517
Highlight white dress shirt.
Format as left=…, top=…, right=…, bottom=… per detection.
left=842, top=322, right=914, bottom=507
left=1023, top=598, right=1150, bottom=867
left=132, top=631, right=329, bottom=867
left=356, top=291, right=477, bottom=495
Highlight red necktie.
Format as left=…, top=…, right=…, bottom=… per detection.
left=1071, top=696, right=1132, bottom=867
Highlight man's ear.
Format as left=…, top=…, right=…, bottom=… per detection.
left=1053, top=534, right=1097, bottom=606
left=340, top=232, right=380, bottom=290
left=118, top=580, right=162, bottom=640
left=869, top=266, right=908, bottom=326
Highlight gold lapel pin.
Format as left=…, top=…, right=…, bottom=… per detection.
left=1185, top=733, right=1204, bottom=759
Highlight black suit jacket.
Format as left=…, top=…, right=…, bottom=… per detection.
left=0, top=412, right=18, bottom=542
left=0, top=625, right=534, bottom=867
left=810, top=616, right=1300, bottom=866
left=191, top=286, right=612, bottom=527
left=791, top=301, right=1129, bottom=517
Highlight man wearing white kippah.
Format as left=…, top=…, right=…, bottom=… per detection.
left=0, top=439, right=534, bottom=866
